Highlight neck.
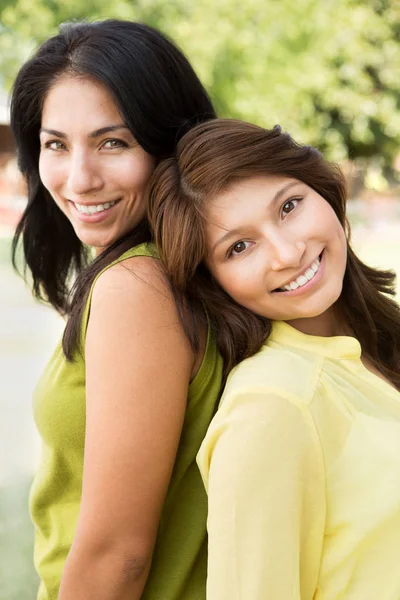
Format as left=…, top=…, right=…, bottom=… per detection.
left=286, top=305, right=349, bottom=338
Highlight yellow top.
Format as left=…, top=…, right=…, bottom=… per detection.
left=197, top=320, right=400, bottom=600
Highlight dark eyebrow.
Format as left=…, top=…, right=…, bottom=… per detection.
left=39, top=128, right=67, bottom=139
left=211, top=180, right=301, bottom=254
left=39, top=124, right=131, bottom=139
left=88, top=125, right=131, bottom=138
left=211, top=226, right=247, bottom=254
left=272, top=181, right=300, bottom=205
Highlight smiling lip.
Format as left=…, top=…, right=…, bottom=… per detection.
left=70, top=199, right=120, bottom=223
left=272, top=250, right=325, bottom=296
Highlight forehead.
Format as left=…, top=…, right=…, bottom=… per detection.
left=41, top=75, right=122, bottom=127
left=208, top=175, right=301, bottom=217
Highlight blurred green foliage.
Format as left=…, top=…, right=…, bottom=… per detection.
left=0, top=0, right=399, bottom=168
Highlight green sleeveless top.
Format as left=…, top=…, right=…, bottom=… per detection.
left=30, top=243, right=223, bottom=600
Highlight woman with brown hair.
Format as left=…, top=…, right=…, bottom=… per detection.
left=148, top=119, right=400, bottom=600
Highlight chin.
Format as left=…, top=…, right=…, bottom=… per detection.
left=74, top=228, right=114, bottom=249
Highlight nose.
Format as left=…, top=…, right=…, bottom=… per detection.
left=267, top=232, right=306, bottom=271
left=66, top=151, right=104, bottom=197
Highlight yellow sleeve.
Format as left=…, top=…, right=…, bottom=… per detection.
left=197, top=392, right=326, bottom=600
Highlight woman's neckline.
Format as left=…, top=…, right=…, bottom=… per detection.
left=268, top=321, right=399, bottom=396
left=268, top=320, right=362, bottom=360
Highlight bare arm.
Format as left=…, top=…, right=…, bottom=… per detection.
left=58, top=257, right=195, bottom=599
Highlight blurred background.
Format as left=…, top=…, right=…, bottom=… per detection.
left=0, top=0, right=399, bottom=597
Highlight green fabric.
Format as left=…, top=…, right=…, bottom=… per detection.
left=31, top=242, right=223, bottom=599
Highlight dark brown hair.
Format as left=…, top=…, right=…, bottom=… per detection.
left=11, top=19, right=216, bottom=359
left=148, top=119, right=400, bottom=388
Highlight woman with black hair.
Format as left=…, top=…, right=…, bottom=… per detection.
left=11, top=20, right=222, bottom=600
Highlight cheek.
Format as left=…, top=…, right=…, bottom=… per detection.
left=322, top=203, right=344, bottom=233
left=214, top=263, right=260, bottom=301
left=328, top=212, right=347, bottom=251
left=39, top=155, right=62, bottom=194
left=120, top=156, right=155, bottom=194
left=338, top=227, right=348, bottom=268
left=313, top=206, right=346, bottom=254
left=206, top=262, right=234, bottom=297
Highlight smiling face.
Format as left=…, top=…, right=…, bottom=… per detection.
left=205, top=175, right=348, bottom=336
left=39, top=75, right=155, bottom=253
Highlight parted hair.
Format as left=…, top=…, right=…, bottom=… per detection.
left=11, top=19, right=216, bottom=359
left=148, top=119, right=400, bottom=388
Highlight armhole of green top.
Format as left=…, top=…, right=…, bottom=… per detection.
left=78, top=243, right=222, bottom=398
left=78, top=242, right=156, bottom=356
left=189, top=324, right=221, bottom=398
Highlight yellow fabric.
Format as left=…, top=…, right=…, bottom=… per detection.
left=31, top=242, right=224, bottom=600
left=197, top=320, right=400, bottom=600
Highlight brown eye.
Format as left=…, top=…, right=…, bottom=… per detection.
left=281, top=197, right=301, bottom=217
left=103, top=139, right=126, bottom=149
left=44, top=140, right=66, bottom=151
left=233, top=241, right=247, bottom=254
left=227, top=240, right=251, bottom=259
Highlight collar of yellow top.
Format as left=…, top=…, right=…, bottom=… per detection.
left=269, top=321, right=362, bottom=360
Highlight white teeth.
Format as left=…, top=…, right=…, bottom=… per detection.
left=280, top=255, right=321, bottom=292
left=311, top=261, right=318, bottom=273
left=305, top=268, right=315, bottom=280
left=297, top=275, right=308, bottom=286
left=74, top=201, right=116, bottom=214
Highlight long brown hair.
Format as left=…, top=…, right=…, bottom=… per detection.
left=148, top=119, right=400, bottom=388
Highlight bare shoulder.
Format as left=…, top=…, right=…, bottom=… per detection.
left=90, top=255, right=181, bottom=332
left=92, top=255, right=171, bottom=304
left=89, top=254, right=206, bottom=379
